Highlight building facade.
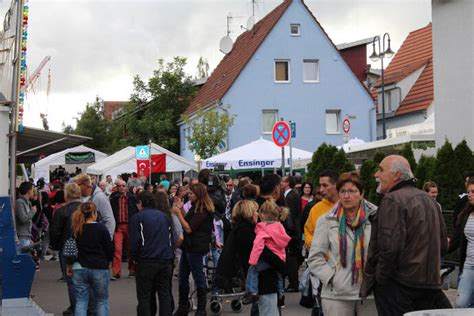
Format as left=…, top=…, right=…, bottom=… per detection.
left=371, top=24, right=435, bottom=140
left=432, top=0, right=474, bottom=149
left=179, top=0, right=375, bottom=161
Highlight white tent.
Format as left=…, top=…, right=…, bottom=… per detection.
left=33, top=145, right=108, bottom=183
left=86, top=143, right=197, bottom=180
left=201, top=138, right=313, bottom=170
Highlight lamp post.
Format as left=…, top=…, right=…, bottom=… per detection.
left=370, top=33, right=394, bottom=139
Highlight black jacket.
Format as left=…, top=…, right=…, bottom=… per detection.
left=448, top=207, right=472, bottom=273
left=216, top=219, right=286, bottom=294
left=181, top=206, right=213, bottom=254
left=110, top=192, right=138, bottom=231
left=49, top=200, right=82, bottom=251
left=284, top=189, right=302, bottom=242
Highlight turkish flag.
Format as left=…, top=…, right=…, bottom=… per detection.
left=137, top=159, right=150, bottom=177
left=151, top=154, right=166, bottom=173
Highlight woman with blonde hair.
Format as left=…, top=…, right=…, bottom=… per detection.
left=69, top=202, right=113, bottom=316
left=172, top=183, right=215, bottom=316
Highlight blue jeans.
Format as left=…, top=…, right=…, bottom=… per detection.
left=456, top=263, right=474, bottom=308
left=179, top=251, right=206, bottom=291
left=73, top=268, right=110, bottom=316
left=246, top=260, right=283, bottom=295
left=257, top=293, right=279, bottom=315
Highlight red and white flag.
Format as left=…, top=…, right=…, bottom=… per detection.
left=136, top=159, right=150, bottom=177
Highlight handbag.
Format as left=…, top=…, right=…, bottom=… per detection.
left=62, top=237, right=78, bottom=260
left=62, top=218, right=78, bottom=260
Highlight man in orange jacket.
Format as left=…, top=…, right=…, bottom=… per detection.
left=304, top=170, right=339, bottom=250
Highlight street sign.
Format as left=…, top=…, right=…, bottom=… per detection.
left=272, top=121, right=291, bottom=147
left=135, top=145, right=150, bottom=160
left=290, top=122, right=296, bottom=138
left=343, top=117, right=351, bottom=134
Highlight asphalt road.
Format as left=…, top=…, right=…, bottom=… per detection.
left=31, top=260, right=459, bottom=315
left=31, top=261, right=312, bottom=315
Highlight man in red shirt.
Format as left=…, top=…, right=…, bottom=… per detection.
left=110, top=180, right=138, bottom=280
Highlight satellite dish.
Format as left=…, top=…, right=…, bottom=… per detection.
left=246, top=16, right=255, bottom=30
left=219, top=36, right=233, bottom=54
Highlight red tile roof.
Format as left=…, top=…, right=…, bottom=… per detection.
left=184, top=0, right=292, bottom=116
left=371, top=24, right=433, bottom=116
left=185, top=0, right=373, bottom=117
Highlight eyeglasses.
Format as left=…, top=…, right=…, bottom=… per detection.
left=339, top=189, right=359, bottom=196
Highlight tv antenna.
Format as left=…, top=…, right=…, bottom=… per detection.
left=241, top=0, right=258, bottom=31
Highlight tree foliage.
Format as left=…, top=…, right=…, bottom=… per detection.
left=398, top=143, right=417, bottom=172
left=434, top=139, right=457, bottom=209
left=110, top=57, right=196, bottom=153
left=184, top=107, right=235, bottom=160
left=359, top=151, right=385, bottom=205
left=196, top=57, right=209, bottom=79
left=306, top=143, right=354, bottom=186
left=73, top=96, right=111, bottom=153
left=414, top=155, right=437, bottom=189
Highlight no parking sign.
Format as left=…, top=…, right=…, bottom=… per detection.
left=272, top=121, right=291, bottom=147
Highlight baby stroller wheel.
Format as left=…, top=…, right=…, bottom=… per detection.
left=230, top=299, right=243, bottom=313
left=209, top=300, right=222, bottom=314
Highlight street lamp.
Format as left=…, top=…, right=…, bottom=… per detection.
left=370, top=33, right=394, bottom=139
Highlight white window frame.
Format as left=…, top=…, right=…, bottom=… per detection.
left=290, top=24, right=300, bottom=36
left=274, top=60, right=290, bottom=83
left=325, top=110, right=341, bottom=134
left=303, top=59, right=319, bottom=83
left=262, top=110, right=278, bottom=134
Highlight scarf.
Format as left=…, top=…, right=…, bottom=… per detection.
left=336, top=201, right=366, bottom=285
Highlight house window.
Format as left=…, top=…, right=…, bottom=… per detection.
left=262, top=110, right=278, bottom=134
left=325, top=110, right=341, bottom=134
left=378, top=88, right=400, bottom=113
left=290, top=24, right=300, bottom=36
left=275, top=60, right=290, bottom=82
left=303, top=59, right=319, bottom=82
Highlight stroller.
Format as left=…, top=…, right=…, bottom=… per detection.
left=186, top=250, right=245, bottom=315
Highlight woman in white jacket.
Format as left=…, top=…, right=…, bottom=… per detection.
left=308, top=171, right=378, bottom=316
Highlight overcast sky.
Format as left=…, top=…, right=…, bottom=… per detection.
left=0, top=0, right=431, bottom=131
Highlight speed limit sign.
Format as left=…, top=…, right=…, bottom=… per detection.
left=343, top=117, right=351, bottom=134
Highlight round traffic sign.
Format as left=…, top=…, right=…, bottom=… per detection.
left=272, top=121, right=291, bottom=147
left=343, top=118, right=351, bottom=134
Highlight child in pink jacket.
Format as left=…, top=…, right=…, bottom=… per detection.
left=242, top=199, right=290, bottom=304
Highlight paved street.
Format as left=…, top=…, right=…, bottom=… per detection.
left=31, top=261, right=311, bottom=315
left=32, top=260, right=458, bottom=315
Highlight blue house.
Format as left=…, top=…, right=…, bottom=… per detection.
left=179, top=0, right=375, bottom=161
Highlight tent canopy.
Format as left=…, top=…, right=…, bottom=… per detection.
left=17, top=126, right=92, bottom=163
left=86, top=143, right=197, bottom=179
left=202, top=138, right=313, bottom=170
left=33, top=145, right=108, bottom=183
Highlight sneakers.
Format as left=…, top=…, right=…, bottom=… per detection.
left=129, top=272, right=135, bottom=277
left=110, top=274, right=120, bottom=281
left=241, top=293, right=259, bottom=305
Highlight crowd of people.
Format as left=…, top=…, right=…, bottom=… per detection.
left=13, top=154, right=474, bottom=315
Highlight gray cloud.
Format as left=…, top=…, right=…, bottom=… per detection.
left=1, top=0, right=430, bottom=130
